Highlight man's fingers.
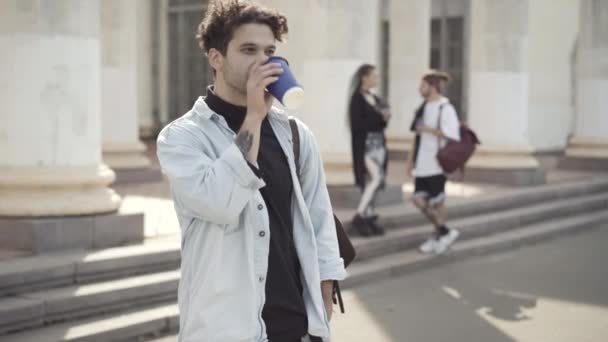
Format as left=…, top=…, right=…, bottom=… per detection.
left=257, top=62, right=282, bottom=72
left=259, top=76, right=280, bottom=89
left=247, top=60, right=264, bottom=76
left=248, top=63, right=283, bottom=89
left=257, top=67, right=283, bottom=80
left=249, top=62, right=281, bottom=78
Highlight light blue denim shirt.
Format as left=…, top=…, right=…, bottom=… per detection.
left=157, top=97, right=347, bottom=342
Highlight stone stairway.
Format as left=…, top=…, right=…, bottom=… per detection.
left=1, top=178, right=608, bottom=341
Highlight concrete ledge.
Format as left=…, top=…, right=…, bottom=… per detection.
left=0, top=297, right=44, bottom=334
left=464, top=167, right=546, bottom=186
left=0, top=211, right=144, bottom=254
left=559, top=156, right=608, bottom=172
left=0, top=303, right=178, bottom=342
left=112, top=167, right=163, bottom=185
left=387, top=149, right=409, bottom=161
left=328, top=184, right=404, bottom=209
left=0, top=240, right=180, bottom=297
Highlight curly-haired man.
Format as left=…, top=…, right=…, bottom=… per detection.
left=156, top=1, right=346, bottom=341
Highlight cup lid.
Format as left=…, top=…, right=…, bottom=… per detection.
left=282, top=87, right=304, bottom=109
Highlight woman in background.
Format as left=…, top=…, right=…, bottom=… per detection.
left=348, top=64, right=391, bottom=237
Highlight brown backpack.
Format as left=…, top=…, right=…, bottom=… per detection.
left=289, top=117, right=355, bottom=313
left=437, top=105, right=481, bottom=174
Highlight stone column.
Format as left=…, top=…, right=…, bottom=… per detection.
left=101, top=0, right=152, bottom=172
left=562, top=0, right=608, bottom=171
left=0, top=0, right=121, bottom=217
left=387, top=0, right=431, bottom=157
left=466, top=0, right=545, bottom=185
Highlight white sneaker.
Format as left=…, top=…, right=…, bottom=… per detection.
left=419, top=237, right=439, bottom=254
left=435, top=229, right=460, bottom=254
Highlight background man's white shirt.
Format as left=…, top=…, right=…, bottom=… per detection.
left=414, top=97, right=461, bottom=177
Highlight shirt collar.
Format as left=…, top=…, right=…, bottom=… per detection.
left=193, top=85, right=290, bottom=127
left=203, top=86, right=247, bottom=133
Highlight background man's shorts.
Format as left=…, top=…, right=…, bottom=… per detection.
left=413, top=174, right=447, bottom=205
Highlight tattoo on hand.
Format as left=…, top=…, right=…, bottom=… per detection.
left=236, top=131, right=254, bottom=156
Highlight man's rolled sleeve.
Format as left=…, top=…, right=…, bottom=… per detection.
left=220, top=143, right=266, bottom=189
left=319, top=257, right=347, bottom=282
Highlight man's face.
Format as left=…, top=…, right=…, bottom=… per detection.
left=419, top=79, right=432, bottom=99
left=217, top=23, right=277, bottom=95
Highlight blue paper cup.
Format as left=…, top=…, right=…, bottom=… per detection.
left=266, top=56, right=304, bottom=109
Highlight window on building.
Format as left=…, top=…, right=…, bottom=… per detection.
left=430, top=16, right=465, bottom=119
left=168, top=0, right=214, bottom=120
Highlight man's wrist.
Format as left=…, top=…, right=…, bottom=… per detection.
left=321, top=280, right=334, bottom=298
left=245, top=110, right=266, bottom=123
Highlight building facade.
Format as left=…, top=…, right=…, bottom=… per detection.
left=1, top=0, right=607, bottom=221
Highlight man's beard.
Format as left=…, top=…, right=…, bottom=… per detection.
left=222, top=63, right=247, bottom=96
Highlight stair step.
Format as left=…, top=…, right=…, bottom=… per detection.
left=378, top=179, right=608, bottom=230
left=0, top=303, right=178, bottom=342
left=2, top=180, right=607, bottom=298
left=4, top=191, right=604, bottom=336
left=0, top=297, right=45, bottom=335
left=0, top=271, right=179, bottom=334
left=339, top=178, right=608, bottom=230
left=351, top=192, right=608, bottom=261
left=4, top=211, right=607, bottom=342
left=0, top=249, right=31, bottom=262
left=0, top=236, right=180, bottom=297
left=147, top=335, right=177, bottom=342
left=343, top=210, right=608, bottom=289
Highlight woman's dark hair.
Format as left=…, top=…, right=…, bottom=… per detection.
left=196, top=0, right=288, bottom=55
left=349, top=64, right=376, bottom=99
left=347, top=64, right=376, bottom=128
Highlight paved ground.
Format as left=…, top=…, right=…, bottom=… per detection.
left=152, top=225, right=608, bottom=342
left=330, top=224, right=608, bottom=342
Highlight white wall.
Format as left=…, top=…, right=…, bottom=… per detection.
left=573, top=0, right=608, bottom=142
left=259, top=0, right=381, bottom=172
left=387, top=0, right=430, bottom=145
left=527, top=0, right=580, bottom=151
left=100, top=0, right=139, bottom=145
left=467, top=0, right=532, bottom=149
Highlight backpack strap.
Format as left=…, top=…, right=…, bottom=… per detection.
left=288, top=116, right=348, bottom=314
left=289, top=117, right=301, bottom=177
left=437, top=104, right=445, bottom=147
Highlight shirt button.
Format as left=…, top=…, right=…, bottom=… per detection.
left=259, top=276, right=265, bottom=282
left=259, top=231, right=266, bottom=237
left=257, top=204, right=264, bottom=210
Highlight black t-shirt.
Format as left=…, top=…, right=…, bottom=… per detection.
left=204, top=88, right=308, bottom=341
left=349, top=91, right=387, bottom=133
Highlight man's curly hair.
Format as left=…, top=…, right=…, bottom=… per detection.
left=196, top=0, right=288, bottom=55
